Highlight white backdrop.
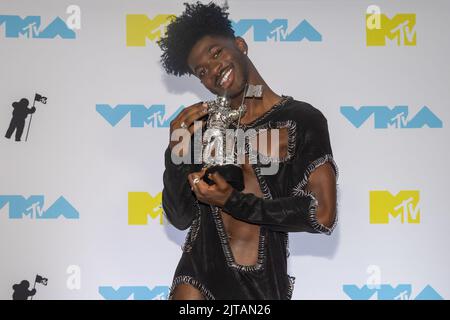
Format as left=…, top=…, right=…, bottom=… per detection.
left=0, top=0, right=449, bottom=300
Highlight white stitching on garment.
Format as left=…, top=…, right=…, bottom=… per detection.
left=239, top=96, right=294, bottom=130
left=210, top=163, right=276, bottom=273
left=292, top=154, right=339, bottom=195
left=181, top=200, right=201, bottom=253
left=291, top=154, right=339, bottom=235
left=245, top=120, right=297, bottom=164
left=169, top=275, right=215, bottom=300
left=211, top=205, right=266, bottom=272
left=287, top=275, right=296, bottom=300
left=294, top=188, right=337, bottom=235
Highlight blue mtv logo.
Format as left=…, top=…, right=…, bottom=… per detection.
left=96, top=104, right=184, bottom=128
left=99, top=286, right=169, bottom=300
left=231, top=19, right=321, bottom=42
left=0, top=195, right=79, bottom=219
left=343, top=284, right=443, bottom=300
left=341, top=106, right=443, bottom=129
left=0, top=15, right=75, bottom=39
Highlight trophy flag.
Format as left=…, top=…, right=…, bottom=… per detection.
left=35, top=274, right=48, bottom=286
left=30, top=274, right=48, bottom=300
left=25, top=93, right=48, bottom=142
left=34, top=93, right=48, bottom=104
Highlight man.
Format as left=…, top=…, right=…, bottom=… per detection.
left=159, top=2, right=338, bottom=300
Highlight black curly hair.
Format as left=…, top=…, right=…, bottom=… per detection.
left=158, top=1, right=235, bottom=77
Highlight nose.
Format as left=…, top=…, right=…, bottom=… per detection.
left=210, top=60, right=223, bottom=82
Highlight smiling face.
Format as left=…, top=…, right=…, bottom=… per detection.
left=187, top=35, right=249, bottom=98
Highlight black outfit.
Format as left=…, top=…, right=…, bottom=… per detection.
left=162, top=96, right=338, bottom=300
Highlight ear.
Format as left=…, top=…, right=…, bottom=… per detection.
left=234, top=36, right=248, bottom=55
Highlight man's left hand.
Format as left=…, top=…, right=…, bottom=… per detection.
left=188, top=169, right=233, bottom=207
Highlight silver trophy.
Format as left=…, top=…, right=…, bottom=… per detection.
left=202, top=95, right=246, bottom=191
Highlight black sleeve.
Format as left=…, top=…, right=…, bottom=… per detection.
left=162, top=146, right=202, bottom=230
left=222, top=105, right=338, bottom=234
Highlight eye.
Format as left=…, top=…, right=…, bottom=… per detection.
left=213, top=48, right=222, bottom=59
left=198, top=69, right=206, bottom=78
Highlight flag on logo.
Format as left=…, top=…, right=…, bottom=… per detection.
left=35, top=275, right=48, bottom=286
left=34, top=93, right=47, bottom=104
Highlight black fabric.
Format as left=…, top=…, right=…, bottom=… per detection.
left=162, top=96, right=338, bottom=300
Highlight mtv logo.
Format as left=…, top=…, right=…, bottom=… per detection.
left=126, top=14, right=175, bottom=46
left=0, top=15, right=76, bottom=39
left=96, top=104, right=183, bottom=128
left=128, top=192, right=163, bottom=225
left=343, top=284, right=443, bottom=300
left=0, top=195, right=79, bottom=219
left=344, top=284, right=412, bottom=300
left=340, top=106, right=442, bottom=129
left=232, top=19, right=321, bottom=42
left=99, top=286, right=169, bottom=300
left=366, top=13, right=416, bottom=46
left=370, top=190, right=420, bottom=224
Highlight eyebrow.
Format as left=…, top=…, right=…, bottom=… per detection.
left=193, top=44, right=219, bottom=74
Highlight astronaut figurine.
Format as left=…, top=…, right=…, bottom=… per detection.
left=202, top=95, right=246, bottom=191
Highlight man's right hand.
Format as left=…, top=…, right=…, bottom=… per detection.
left=169, top=101, right=208, bottom=155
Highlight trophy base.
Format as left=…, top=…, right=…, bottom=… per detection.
left=203, top=164, right=245, bottom=192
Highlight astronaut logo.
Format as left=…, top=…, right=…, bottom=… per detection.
left=4, top=93, right=47, bottom=142
left=12, top=275, right=48, bottom=300
left=12, top=280, right=36, bottom=300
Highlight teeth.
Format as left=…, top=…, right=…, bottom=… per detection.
left=219, top=68, right=232, bottom=86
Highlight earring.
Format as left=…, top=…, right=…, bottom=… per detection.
left=245, top=84, right=263, bottom=98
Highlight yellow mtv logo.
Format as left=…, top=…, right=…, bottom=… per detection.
left=128, top=192, right=163, bottom=225
left=126, top=14, right=176, bottom=46
left=366, top=14, right=416, bottom=46
left=370, top=190, right=420, bottom=224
